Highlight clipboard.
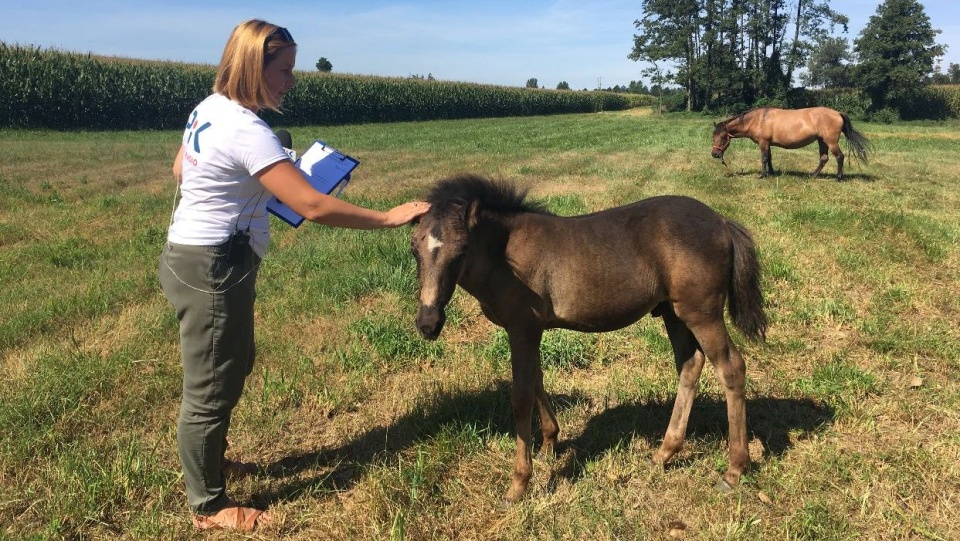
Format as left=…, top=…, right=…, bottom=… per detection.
left=267, top=140, right=360, bottom=227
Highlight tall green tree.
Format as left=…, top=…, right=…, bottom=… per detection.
left=802, top=36, right=853, bottom=88
left=316, top=57, right=333, bottom=72
left=950, top=63, right=960, bottom=84
left=783, top=0, right=849, bottom=88
left=853, top=0, right=945, bottom=117
left=630, top=0, right=700, bottom=111
left=630, top=0, right=847, bottom=112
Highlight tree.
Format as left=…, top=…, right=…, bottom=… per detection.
left=930, top=61, right=951, bottom=84
left=630, top=0, right=850, bottom=111
left=316, top=57, right=332, bottom=72
left=627, top=80, right=650, bottom=94
left=853, top=0, right=945, bottom=117
left=629, top=0, right=697, bottom=111
left=801, top=36, right=853, bottom=88
left=950, top=63, right=960, bottom=84
left=782, top=0, right=849, bottom=89
left=642, top=60, right=670, bottom=113
left=556, top=81, right=570, bottom=90
left=525, top=78, right=539, bottom=88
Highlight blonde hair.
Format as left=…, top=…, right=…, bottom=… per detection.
left=213, top=19, right=296, bottom=112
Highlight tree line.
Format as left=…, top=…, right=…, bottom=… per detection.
left=630, top=0, right=951, bottom=119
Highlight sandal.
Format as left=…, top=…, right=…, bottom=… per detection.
left=222, top=458, right=259, bottom=480
left=192, top=500, right=270, bottom=531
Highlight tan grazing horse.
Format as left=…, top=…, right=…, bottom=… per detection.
left=711, top=106, right=870, bottom=181
left=411, top=173, right=768, bottom=503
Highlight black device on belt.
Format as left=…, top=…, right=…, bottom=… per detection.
left=227, top=230, right=250, bottom=263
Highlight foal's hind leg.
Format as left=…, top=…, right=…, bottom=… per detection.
left=535, top=370, right=559, bottom=458
left=688, top=320, right=749, bottom=492
left=812, top=139, right=830, bottom=178
left=653, top=310, right=706, bottom=467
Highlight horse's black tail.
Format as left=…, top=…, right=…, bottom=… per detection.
left=726, top=219, right=767, bottom=342
left=841, top=113, right=871, bottom=165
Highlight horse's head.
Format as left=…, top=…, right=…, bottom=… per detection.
left=411, top=199, right=477, bottom=340
left=711, top=122, right=732, bottom=159
left=412, top=174, right=540, bottom=340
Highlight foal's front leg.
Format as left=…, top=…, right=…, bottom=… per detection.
left=505, top=327, right=544, bottom=503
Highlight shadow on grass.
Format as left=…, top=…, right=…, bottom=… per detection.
left=725, top=169, right=874, bottom=182
left=552, top=394, right=834, bottom=486
left=259, top=382, right=833, bottom=505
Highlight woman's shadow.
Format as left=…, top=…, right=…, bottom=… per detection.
left=259, top=381, right=834, bottom=504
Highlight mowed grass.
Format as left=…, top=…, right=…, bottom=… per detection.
left=1, top=111, right=958, bottom=540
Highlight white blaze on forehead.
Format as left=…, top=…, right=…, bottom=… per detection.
left=419, top=232, right=444, bottom=306
left=427, top=233, right=443, bottom=253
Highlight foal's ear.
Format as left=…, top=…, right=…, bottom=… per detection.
left=464, top=200, right=481, bottom=230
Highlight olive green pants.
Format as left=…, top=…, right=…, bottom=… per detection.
left=159, top=240, right=260, bottom=514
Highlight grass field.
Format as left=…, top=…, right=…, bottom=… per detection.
left=1, top=111, right=958, bottom=540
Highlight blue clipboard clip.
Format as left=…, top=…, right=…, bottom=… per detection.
left=266, top=140, right=360, bottom=227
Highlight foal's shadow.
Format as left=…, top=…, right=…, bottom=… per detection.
left=258, top=382, right=833, bottom=504
left=550, top=394, right=834, bottom=486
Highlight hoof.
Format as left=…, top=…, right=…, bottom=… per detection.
left=538, top=442, right=556, bottom=460
left=651, top=448, right=673, bottom=467
left=714, top=478, right=734, bottom=494
left=502, top=490, right=522, bottom=505
left=503, top=480, right=527, bottom=505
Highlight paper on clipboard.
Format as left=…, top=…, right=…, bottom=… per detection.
left=267, top=140, right=360, bottom=228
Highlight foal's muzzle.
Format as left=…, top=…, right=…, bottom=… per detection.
left=415, top=304, right=446, bottom=340
left=712, top=148, right=724, bottom=159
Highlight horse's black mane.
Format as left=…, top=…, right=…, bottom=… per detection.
left=425, top=173, right=552, bottom=215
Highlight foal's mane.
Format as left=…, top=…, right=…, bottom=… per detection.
left=425, top=173, right=552, bottom=215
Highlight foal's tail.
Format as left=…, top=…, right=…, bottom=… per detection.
left=841, top=113, right=871, bottom=164
left=726, top=220, right=768, bottom=342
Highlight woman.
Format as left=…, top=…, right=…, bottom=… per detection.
left=159, top=19, right=429, bottom=531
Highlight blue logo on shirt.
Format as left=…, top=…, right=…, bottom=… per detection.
left=185, top=110, right=212, bottom=153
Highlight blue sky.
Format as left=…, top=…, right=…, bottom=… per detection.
left=1, top=0, right=958, bottom=90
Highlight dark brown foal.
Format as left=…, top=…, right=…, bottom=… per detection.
left=411, top=174, right=767, bottom=502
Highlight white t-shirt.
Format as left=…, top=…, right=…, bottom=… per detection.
left=168, top=93, right=288, bottom=257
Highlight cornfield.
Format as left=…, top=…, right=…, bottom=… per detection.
left=929, top=84, right=960, bottom=118
left=0, top=43, right=652, bottom=130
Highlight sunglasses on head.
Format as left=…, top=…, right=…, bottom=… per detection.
left=265, top=26, right=294, bottom=50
